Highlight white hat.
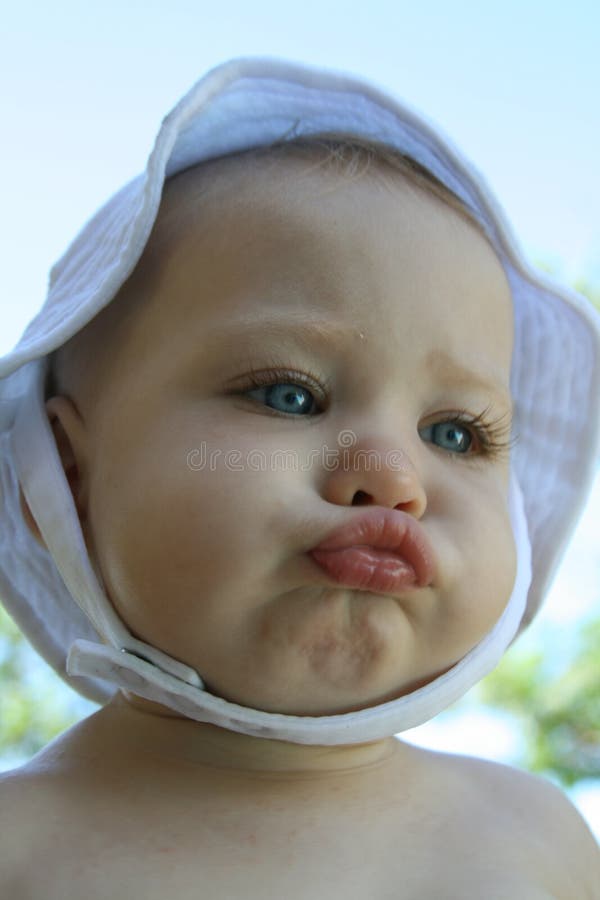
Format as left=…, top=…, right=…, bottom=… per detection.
left=1, top=58, right=599, bottom=745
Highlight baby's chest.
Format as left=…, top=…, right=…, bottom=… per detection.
left=42, top=864, right=556, bottom=900
left=30, top=819, right=556, bottom=900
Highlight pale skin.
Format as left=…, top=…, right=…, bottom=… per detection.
left=2, top=154, right=598, bottom=899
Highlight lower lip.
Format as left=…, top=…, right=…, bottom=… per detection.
left=309, top=547, right=419, bottom=595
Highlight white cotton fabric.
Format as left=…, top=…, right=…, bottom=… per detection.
left=0, top=58, right=599, bottom=744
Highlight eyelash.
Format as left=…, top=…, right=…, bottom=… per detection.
left=427, top=406, right=517, bottom=463
left=238, top=365, right=332, bottom=409
left=236, top=367, right=516, bottom=461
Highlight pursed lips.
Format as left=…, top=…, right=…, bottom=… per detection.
left=307, top=508, right=435, bottom=597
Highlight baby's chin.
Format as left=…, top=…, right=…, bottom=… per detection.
left=198, top=661, right=460, bottom=718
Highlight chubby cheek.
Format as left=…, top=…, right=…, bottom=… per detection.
left=441, top=486, right=517, bottom=655
left=85, top=429, right=291, bottom=661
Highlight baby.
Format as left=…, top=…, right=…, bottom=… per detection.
left=0, top=59, right=599, bottom=899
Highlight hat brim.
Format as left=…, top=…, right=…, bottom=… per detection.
left=1, top=57, right=599, bottom=711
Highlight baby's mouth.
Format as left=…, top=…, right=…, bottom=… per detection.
left=309, top=546, right=420, bottom=595
left=307, top=508, right=435, bottom=598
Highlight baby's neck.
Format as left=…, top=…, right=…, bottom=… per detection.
left=98, top=691, right=402, bottom=778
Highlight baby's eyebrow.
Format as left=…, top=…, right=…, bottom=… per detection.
left=204, top=316, right=513, bottom=412
left=203, top=315, right=359, bottom=351
left=426, top=348, right=513, bottom=413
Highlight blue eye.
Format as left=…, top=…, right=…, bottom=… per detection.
left=420, top=421, right=473, bottom=454
left=246, top=382, right=319, bottom=416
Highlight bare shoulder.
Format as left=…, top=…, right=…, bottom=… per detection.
left=0, top=764, right=63, bottom=895
left=0, top=764, right=45, bottom=840
left=458, top=753, right=598, bottom=849
left=434, top=749, right=600, bottom=898
left=0, top=751, right=97, bottom=900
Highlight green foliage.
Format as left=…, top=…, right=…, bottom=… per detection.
left=532, top=264, right=600, bottom=313
left=471, top=267, right=600, bottom=787
left=477, top=617, right=600, bottom=787
left=0, top=605, right=96, bottom=767
left=575, top=279, right=600, bottom=312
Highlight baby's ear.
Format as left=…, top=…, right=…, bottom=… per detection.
left=20, top=396, right=89, bottom=549
left=19, top=488, right=44, bottom=547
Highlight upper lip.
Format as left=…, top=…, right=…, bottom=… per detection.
left=307, top=508, right=435, bottom=587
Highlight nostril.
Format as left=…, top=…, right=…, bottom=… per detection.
left=352, top=490, right=371, bottom=506
left=394, top=496, right=426, bottom=519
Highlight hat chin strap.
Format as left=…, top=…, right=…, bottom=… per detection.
left=12, top=361, right=202, bottom=688
left=13, top=360, right=532, bottom=745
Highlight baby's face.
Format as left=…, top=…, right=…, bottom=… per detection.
left=73, top=154, right=516, bottom=715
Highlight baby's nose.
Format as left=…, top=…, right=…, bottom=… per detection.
left=320, top=435, right=427, bottom=519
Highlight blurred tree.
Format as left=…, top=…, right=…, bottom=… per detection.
left=476, top=616, right=600, bottom=787
left=473, top=271, right=599, bottom=788
left=575, top=279, right=600, bottom=311
left=0, top=605, right=96, bottom=768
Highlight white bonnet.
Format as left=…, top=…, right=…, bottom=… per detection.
left=0, top=58, right=598, bottom=744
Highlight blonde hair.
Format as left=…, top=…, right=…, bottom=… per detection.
left=213, top=132, right=486, bottom=236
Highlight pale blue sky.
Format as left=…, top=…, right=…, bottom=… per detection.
left=1, top=0, right=599, bottom=351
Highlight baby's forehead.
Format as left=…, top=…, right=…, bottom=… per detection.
left=52, top=143, right=513, bottom=410
left=134, top=156, right=511, bottom=365
left=146, top=142, right=497, bottom=281
left=131, top=152, right=508, bottom=336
